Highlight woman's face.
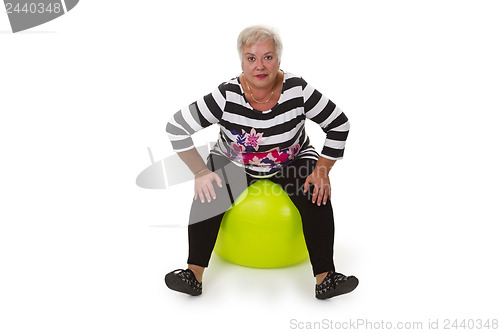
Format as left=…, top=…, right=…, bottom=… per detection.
left=241, top=39, right=280, bottom=90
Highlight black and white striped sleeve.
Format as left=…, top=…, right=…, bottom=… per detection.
left=166, top=84, right=226, bottom=152
left=303, top=80, right=350, bottom=160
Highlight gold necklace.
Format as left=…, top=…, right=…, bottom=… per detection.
left=241, top=75, right=276, bottom=104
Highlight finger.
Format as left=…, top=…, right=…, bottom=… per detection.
left=214, top=173, right=223, bottom=188
left=323, top=185, right=331, bottom=205
left=320, top=185, right=329, bottom=206
left=303, top=178, right=310, bottom=193
left=207, top=182, right=217, bottom=200
left=197, top=187, right=206, bottom=203
left=202, top=185, right=212, bottom=203
left=311, top=184, right=319, bottom=204
left=316, top=186, right=324, bottom=206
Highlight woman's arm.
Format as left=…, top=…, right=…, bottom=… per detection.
left=166, top=84, right=227, bottom=203
left=177, top=147, right=210, bottom=175
left=301, top=78, right=349, bottom=205
left=302, top=79, right=350, bottom=160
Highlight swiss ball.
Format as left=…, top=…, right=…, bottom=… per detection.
left=214, top=179, right=309, bottom=268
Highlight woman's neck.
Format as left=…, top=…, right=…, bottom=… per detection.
left=242, top=71, right=284, bottom=111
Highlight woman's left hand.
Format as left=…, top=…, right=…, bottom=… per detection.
left=304, top=157, right=336, bottom=206
left=304, top=168, right=331, bottom=206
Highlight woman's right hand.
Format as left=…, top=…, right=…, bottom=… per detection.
left=194, top=169, right=223, bottom=203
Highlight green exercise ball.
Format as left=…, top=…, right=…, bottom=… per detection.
left=214, top=179, right=309, bottom=268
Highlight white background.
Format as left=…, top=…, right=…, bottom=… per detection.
left=1, top=0, right=499, bottom=332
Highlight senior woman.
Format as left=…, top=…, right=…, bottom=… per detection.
left=164, top=25, right=358, bottom=299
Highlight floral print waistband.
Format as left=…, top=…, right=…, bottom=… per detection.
left=219, top=128, right=301, bottom=171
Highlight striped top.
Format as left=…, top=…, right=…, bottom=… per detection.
left=166, top=72, right=350, bottom=176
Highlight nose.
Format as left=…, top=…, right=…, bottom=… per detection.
left=255, top=58, right=265, bottom=70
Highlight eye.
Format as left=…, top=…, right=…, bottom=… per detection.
left=265, top=56, right=273, bottom=60
left=247, top=57, right=255, bottom=62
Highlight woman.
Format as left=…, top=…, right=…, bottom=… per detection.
left=164, top=25, right=358, bottom=299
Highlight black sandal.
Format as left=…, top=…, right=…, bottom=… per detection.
left=315, top=271, right=359, bottom=300
left=164, top=269, right=202, bottom=296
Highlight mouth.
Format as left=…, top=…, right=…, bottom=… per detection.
left=255, top=74, right=268, bottom=79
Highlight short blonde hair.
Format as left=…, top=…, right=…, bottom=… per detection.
left=237, top=25, right=283, bottom=63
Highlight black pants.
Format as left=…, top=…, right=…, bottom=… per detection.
left=187, top=154, right=335, bottom=276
